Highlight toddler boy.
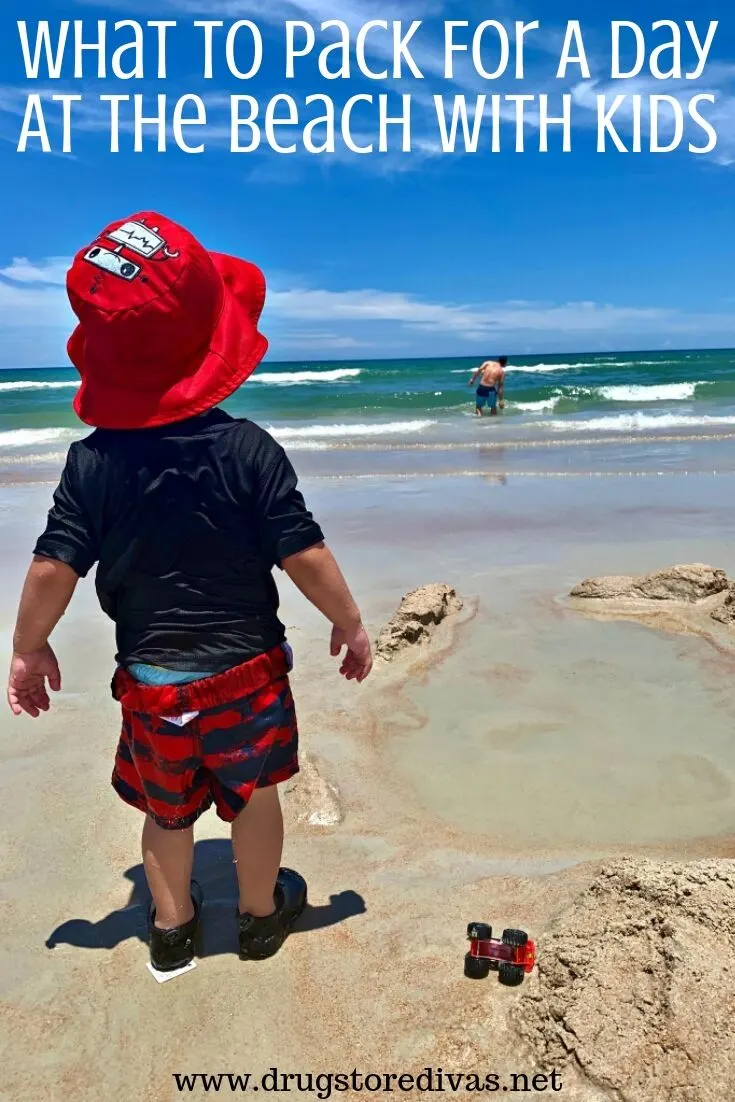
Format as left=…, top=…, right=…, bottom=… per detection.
left=6, top=213, right=372, bottom=972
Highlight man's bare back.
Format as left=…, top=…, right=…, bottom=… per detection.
left=476, top=361, right=504, bottom=387
left=469, top=357, right=507, bottom=416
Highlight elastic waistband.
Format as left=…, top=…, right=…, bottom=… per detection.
left=112, top=645, right=291, bottom=715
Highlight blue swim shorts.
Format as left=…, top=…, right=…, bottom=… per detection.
left=476, top=386, right=498, bottom=410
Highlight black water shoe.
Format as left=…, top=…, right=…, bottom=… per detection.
left=237, top=868, right=307, bottom=961
left=148, top=881, right=203, bottom=972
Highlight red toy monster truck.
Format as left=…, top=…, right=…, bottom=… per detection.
left=464, top=924, right=536, bottom=986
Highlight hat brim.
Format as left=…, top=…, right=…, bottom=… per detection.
left=70, top=253, right=268, bottom=430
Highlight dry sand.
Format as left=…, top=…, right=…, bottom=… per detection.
left=514, top=857, right=735, bottom=1102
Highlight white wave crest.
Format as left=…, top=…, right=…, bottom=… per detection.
left=540, top=412, right=735, bottom=434
left=0, top=428, right=80, bottom=448
left=251, top=368, right=362, bottom=386
left=514, top=398, right=561, bottom=412
left=270, top=419, right=436, bottom=441
left=507, top=363, right=589, bottom=373
left=451, top=364, right=583, bottom=375
left=0, top=380, right=80, bottom=392
left=270, top=440, right=332, bottom=451
left=453, top=358, right=684, bottom=375
left=507, top=360, right=675, bottom=373
left=569, top=359, right=679, bottom=368
left=599, top=382, right=704, bottom=402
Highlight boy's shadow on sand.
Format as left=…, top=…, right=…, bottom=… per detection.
left=46, top=838, right=366, bottom=957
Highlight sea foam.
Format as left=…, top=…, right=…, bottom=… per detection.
left=540, top=412, right=735, bottom=433
left=0, top=380, right=80, bottom=392
left=514, top=398, right=561, bottom=412
left=598, top=382, right=704, bottom=402
left=0, top=427, right=80, bottom=448
left=251, top=368, right=362, bottom=385
left=270, top=419, right=436, bottom=442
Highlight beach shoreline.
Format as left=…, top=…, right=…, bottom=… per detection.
left=4, top=348, right=735, bottom=462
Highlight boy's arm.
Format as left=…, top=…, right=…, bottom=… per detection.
left=282, top=544, right=372, bottom=683
left=8, top=445, right=99, bottom=717
left=8, top=557, right=79, bottom=717
left=253, top=438, right=372, bottom=682
left=13, top=556, right=79, bottom=653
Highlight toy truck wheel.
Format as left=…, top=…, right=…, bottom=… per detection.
left=502, top=929, right=529, bottom=948
left=467, top=923, right=492, bottom=941
left=465, top=953, right=491, bottom=980
left=499, top=963, right=526, bottom=987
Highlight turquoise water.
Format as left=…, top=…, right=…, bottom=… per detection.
left=1, top=349, right=735, bottom=456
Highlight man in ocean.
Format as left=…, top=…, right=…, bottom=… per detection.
left=468, top=357, right=507, bottom=416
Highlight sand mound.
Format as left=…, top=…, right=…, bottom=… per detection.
left=375, top=583, right=463, bottom=660
left=513, top=858, right=735, bottom=1101
left=711, top=584, right=735, bottom=626
left=284, top=752, right=342, bottom=828
left=571, top=564, right=729, bottom=604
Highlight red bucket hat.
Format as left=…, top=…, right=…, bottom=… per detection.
left=66, top=212, right=268, bottom=429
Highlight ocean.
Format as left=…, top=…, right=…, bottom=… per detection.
left=2, top=349, right=735, bottom=474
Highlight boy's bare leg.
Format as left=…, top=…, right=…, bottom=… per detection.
left=142, top=815, right=195, bottom=929
left=232, top=786, right=284, bottom=918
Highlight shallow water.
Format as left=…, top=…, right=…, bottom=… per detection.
left=306, top=472, right=735, bottom=855
left=390, top=606, right=735, bottom=850
left=5, top=469, right=735, bottom=860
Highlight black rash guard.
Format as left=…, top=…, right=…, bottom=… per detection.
left=34, top=409, right=324, bottom=672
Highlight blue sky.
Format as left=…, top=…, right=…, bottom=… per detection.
left=1, top=0, right=734, bottom=366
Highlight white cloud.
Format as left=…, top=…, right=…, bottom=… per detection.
left=276, top=330, right=368, bottom=349
left=0, top=272, right=70, bottom=315
left=0, top=256, right=71, bottom=285
left=76, top=0, right=443, bottom=21
left=0, top=272, right=74, bottom=368
left=267, top=287, right=669, bottom=335
left=1, top=254, right=733, bottom=368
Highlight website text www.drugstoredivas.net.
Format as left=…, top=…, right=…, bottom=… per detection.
left=172, top=1068, right=564, bottom=1096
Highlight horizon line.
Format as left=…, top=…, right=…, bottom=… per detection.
left=3, top=344, right=735, bottom=371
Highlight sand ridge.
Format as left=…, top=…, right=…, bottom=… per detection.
left=514, top=858, right=735, bottom=1102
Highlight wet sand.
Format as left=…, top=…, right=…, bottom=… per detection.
left=2, top=467, right=735, bottom=1099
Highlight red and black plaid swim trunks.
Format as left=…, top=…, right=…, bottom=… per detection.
left=110, top=645, right=299, bottom=830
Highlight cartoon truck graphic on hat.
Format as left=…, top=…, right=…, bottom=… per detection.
left=84, top=220, right=179, bottom=282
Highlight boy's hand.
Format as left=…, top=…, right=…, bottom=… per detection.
left=282, top=543, right=372, bottom=682
left=330, top=624, right=373, bottom=683
left=7, top=644, right=61, bottom=717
